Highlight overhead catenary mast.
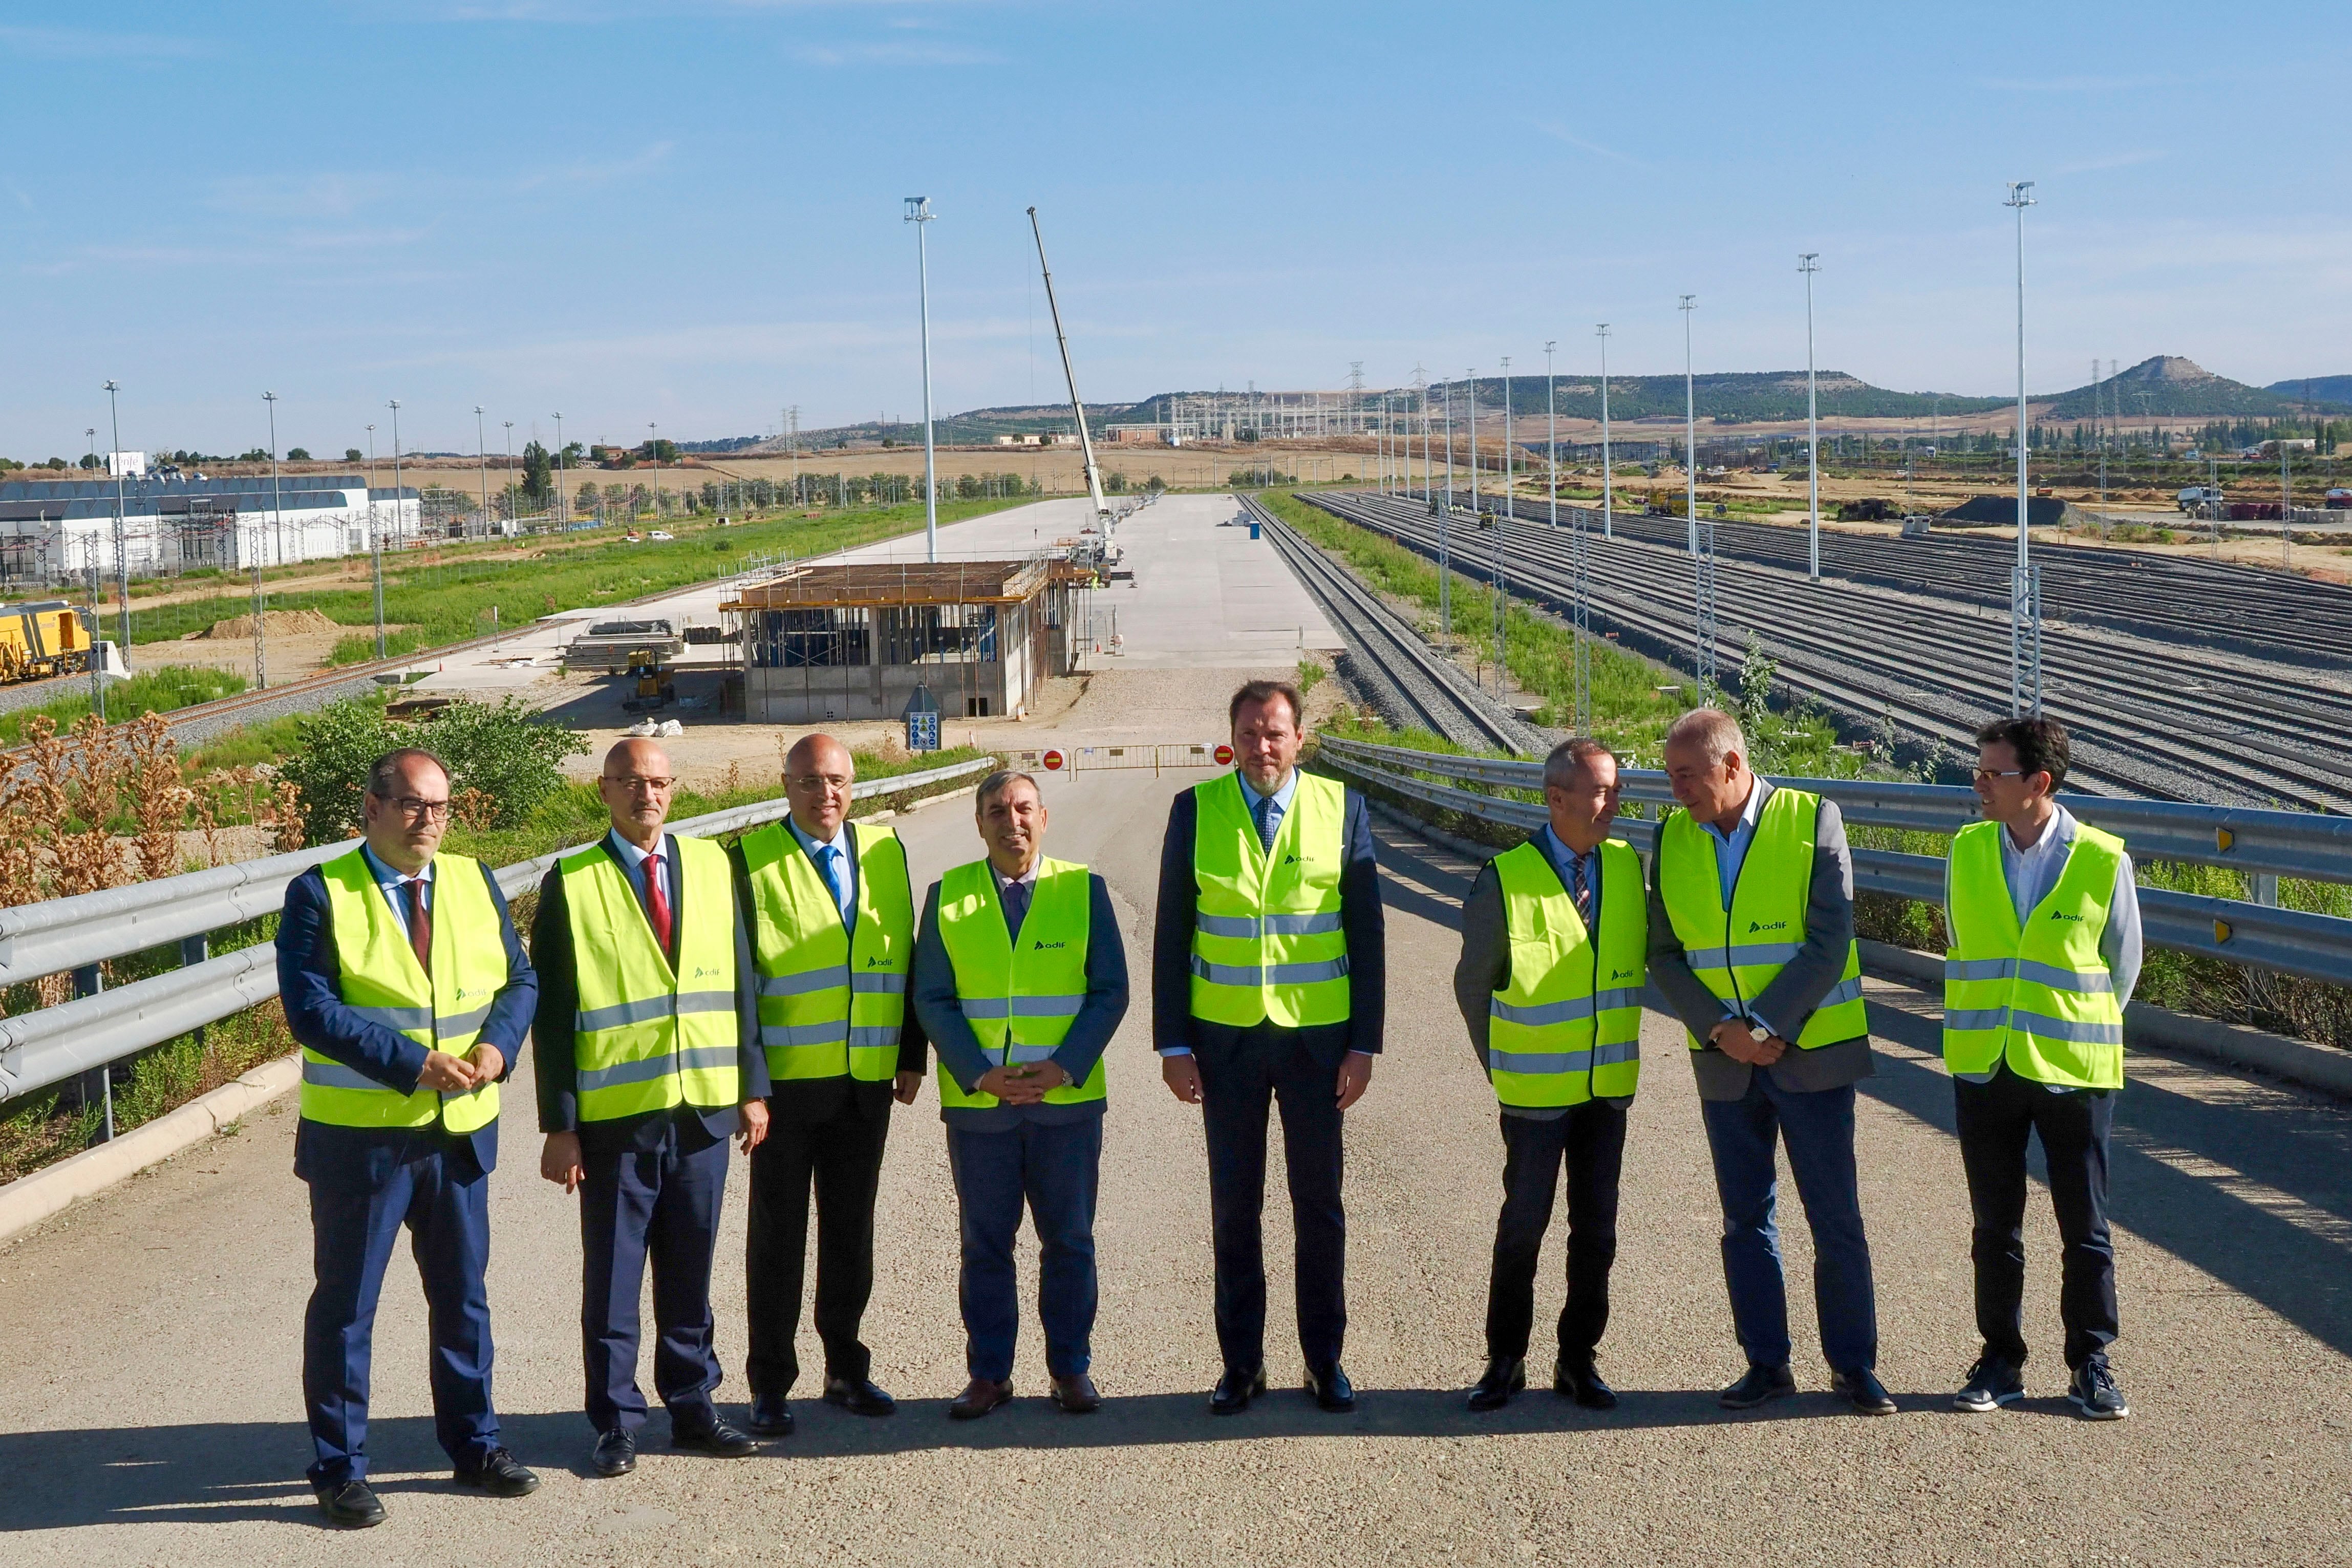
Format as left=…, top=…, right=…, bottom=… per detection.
left=1028, top=206, right=1112, bottom=543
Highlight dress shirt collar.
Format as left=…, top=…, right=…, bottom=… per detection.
left=992, top=859, right=1041, bottom=889
left=360, top=843, right=434, bottom=889
left=1237, top=769, right=1299, bottom=814
left=787, top=815, right=849, bottom=859
left=1702, top=774, right=1767, bottom=843
left=606, top=828, right=666, bottom=869
left=2004, top=804, right=2076, bottom=856
left=1536, top=824, right=1599, bottom=886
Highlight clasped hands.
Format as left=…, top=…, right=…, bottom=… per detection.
left=976, top=1061, right=1071, bottom=1105
left=1708, top=1017, right=1791, bottom=1066
left=417, top=1043, right=504, bottom=1093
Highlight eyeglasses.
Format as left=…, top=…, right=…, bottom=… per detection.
left=606, top=776, right=675, bottom=793
left=1973, top=768, right=2027, bottom=784
left=374, top=794, right=452, bottom=820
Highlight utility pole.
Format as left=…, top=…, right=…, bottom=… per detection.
left=1439, top=377, right=1453, bottom=644
left=1545, top=341, right=1558, bottom=532
left=503, top=421, right=514, bottom=525
left=1495, top=357, right=1511, bottom=696
left=1596, top=325, right=1613, bottom=540
left=261, top=390, right=284, bottom=690
left=103, top=380, right=130, bottom=656
left=553, top=412, right=567, bottom=524
left=367, top=423, right=384, bottom=658
left=906, top=196, right=939, bottom=562
left=2004, top=180, right=2039, bottom=717
left=1800, top=253, right=1822, bottom=581
left=1680, top=295, right=1698, bottom=553
left=477, top=405, right=490, bottom=538
left=1500, top=356, right=1514, bottom=524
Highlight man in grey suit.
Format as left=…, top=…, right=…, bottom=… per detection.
left=1648, top=708, right=1892, bottom=1415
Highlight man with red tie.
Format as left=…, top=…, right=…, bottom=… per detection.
left=533, top=738, right=771, bottom=1477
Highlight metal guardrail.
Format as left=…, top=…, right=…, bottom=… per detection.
left=0, top=756, right=995, bottom=1106
left=1316, top=736, right=2352, bottom=990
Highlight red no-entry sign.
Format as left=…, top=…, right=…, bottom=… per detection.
left=1213, top=743, right=1234, bottom=766
left=1042, top=749, right=1067, bottom=772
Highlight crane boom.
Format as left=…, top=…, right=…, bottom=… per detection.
left=1026, top=206, right=1112, bottom=541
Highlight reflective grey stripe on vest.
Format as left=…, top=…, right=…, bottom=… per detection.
left=1592, top=1040, right=1640, bottom=1067
left=851, top=971, right=908, bottom=994
left=759, top=966, right=850, bottom=998
left=1944, top=956, right=2113, bottom=994
left=762, top=1020, right=847, bottom=1048
left=351, top=1004, right=433, bottom=1033
left=675, top=989, right=736, bottom=1016
left=303, top=1058, right=400, bottom=1093
left=1686, top=941, right=1804, bottom=970
left=1198, top=911, right=1343, bottom=939
left=576, top=995, right=674, bottom=1034
left=435, top=1002, right=494, bottom=1041
left=1487, top=1046, right=1594, bottom=1075
left=1189, top=954, right=1351, bottom=986
left=959, top=994, right=1085, bottom=1021
left=1816, top=975, right=1865, bottom=1009
left=578, top=1045, right=740, bottom=1094
left=1489, top=994, right=1598, bottom=1028
left=1594, top=986, right=1647, bottom=1014
left=1008, top=1044, right=1061, bottom=1064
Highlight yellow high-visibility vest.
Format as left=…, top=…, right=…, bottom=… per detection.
left=1487, top=837, right=1645, bottom=1106
left=933, top=857, right=1103, bottom=1110
left=740, top=821, right=911, bottom=1084
left=1188, top=770, right=1350, bottom=1028
left=559, top=836, right=740, bottom=1122
left=1944, top=820, right=2127, bottom=1089
left=306, top=848, right=505, bottom=1133
left=1656, top=786, right=1868, bottom=1049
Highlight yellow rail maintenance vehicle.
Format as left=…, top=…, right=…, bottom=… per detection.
left=0, top=599, right=91, bottom=683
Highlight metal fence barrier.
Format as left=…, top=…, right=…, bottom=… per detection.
left=1316, top=735, right=2352, bottom=989
left=0, top=756, right=996, bottom=1109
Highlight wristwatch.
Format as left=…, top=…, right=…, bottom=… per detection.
left=1746, top=1022, right=1772, bottom=1044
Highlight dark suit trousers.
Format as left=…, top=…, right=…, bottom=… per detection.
left=1954, top=1063, right=2119, bottom=1369
left=745, top=1099, right=889, bottom=1395
left=1195, top=1025, right=1348, bottom=1371
left=579, top=1126, right=730, bottom=1433
left=947, top=1115, right=1103, bottom=1382
left=302, top=1146, right=498, bottom=1484
left=1485, top=1102, right=1628, bottom=1364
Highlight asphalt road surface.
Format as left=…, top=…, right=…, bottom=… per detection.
left=4, top=765, right=2350, bottom=1565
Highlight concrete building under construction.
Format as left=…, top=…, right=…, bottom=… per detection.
left=722, top=557, right=1093, bottom=723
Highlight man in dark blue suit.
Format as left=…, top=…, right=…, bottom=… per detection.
left=276, top=747, right=540, bottom=1529
left=1153, top=679, right=1385, bottom=1414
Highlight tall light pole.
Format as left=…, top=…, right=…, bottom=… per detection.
left=905, top=196, right=939, bottom=562
left=367, top=423, right=384, bottom=658
left=1495, top=357, right=1512, bottom=694
left=1596, top=325, right=1613, bottom=540
left=1800, top=253, right=1822, bottom=582
left=476, top=405, right=490, bottom=536
left=103, top=379, right=130, bottom=654
left=648, top=421, right=658, bottom=521
left=1439, top=377, right=1453, bottom=644
left=1545, top=341, right=1558, bottom=532
left=502, top=420, right=514, bottom=526
left=261, top=391, right=284, bottom=690
left=1679, top=294, right=1698, bottom=553
left=1500, top=356, right=1514, bottom=524
left=552, top=412, right=567, bottom=523
left=2005, top=180, right=2039, bottom=717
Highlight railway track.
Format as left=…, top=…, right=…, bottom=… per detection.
left=1238, top=495, right=1535, bottom=755
left=1304, top=491, right=2352, bottom=811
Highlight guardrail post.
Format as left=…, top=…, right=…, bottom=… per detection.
left=70, top=962, right=115, bottom=1144
left=181, top=935, right=210, bottom=1052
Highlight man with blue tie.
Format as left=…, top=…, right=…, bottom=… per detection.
left=735, top=734, right=926, bottom=1435
left=1154, top=679, right=1386, bottom=1414
left=276, top=747, right=540, bottom=1529
left=532, top=738, right=771, bottom=1477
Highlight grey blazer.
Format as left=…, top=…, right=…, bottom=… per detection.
left=1644, top=777, right=1874, bottom=1102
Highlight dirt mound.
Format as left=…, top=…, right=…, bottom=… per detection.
left=197, top=609, right=342, bottom=640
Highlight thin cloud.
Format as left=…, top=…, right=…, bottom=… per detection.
left=1525, top=119, right=1652, bottom=171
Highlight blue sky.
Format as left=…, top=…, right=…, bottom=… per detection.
left=5, top=1, right=2345, bottom=460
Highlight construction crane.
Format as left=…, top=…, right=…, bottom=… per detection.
left=1027, top=206, right=1117, bottom=564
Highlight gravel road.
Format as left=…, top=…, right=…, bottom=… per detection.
left=2, top=765, right=2349, bottom=1565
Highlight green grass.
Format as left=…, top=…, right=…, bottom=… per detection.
left=117, top=496, right=1035, bottom=654
left=0, top=664, right=248, bottom=745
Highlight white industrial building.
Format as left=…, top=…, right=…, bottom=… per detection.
left=0, top=475, right=422, bottom=586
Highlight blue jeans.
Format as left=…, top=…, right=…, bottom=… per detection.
left=1699, top=1075, right=1878, bottom=1373
left=946, top=1115, right=1102, bottom=1382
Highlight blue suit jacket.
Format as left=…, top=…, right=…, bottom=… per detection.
left=277, top=855, right=538, bottom=1183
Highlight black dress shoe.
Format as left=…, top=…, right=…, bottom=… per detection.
left=591, top=1428, right=637, bottom=1477
left=746, top=1394, right=796, bottom=1437
left=1466, top=1357, right=1526, bottom=1412
left=1554, top=1357, right=1619, bottom=1410
left=1050, top=1372, right=1102, bottom=1413
left=1209, top=1365, right=1267, bottom=1415
left=313, top=1477, right=386, bottom=1529
left=1720, top=1363, right=1799, bottom=1410
left=453, top=1448, right=540, bottom=1497
left=1831, top=1366, right=1898, bottom=1415
left=1305, top=1362, right=1356, bottom=1412
left=823, top=1376, right=897, bottom=1417
left=949, top=1377, right=1015, bottom=1420
left=672, top=1415, right=758, bottom=1456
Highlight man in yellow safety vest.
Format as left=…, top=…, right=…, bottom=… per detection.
left=910, top=770, right=1128, bottom=1419
left=532, top=738, right=771, bottom=1476
left=1453, top=738, right=1642, bottom=1413
left=1649, top=707, right=1892, bottom=1416
left=275, top=746, right=540, bottom=1528
left=1945, top=715, right=2140, bottom=1421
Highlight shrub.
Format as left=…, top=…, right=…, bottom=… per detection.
left=280, top=695, right=587, bottom=843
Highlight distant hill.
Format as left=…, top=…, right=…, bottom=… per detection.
left=2267, top=374, right=2352, bottom=407
left=2034, top=355, right=2338, bottom=418
left=1426, top=372, right=2007, bottom=424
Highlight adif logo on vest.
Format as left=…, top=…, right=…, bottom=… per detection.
left=2048, top=910, right=2085, bottom=922
left=692, top=966, right=721, bottom=979
left=1746, top=919, right=1789, bottom=933
left=1612, top=967, right=1640, bottom=981
left=1032, top=939, right=1067, bottom=951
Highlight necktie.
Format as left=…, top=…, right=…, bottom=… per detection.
left=643, top=851, right=673, bottom=953
left=817, top=844, right=848, bottom=922
left=1568, top=854, right=1592, bottom=925
left=1000, top=876, right=1033, bottom=936
left=404, top=877, right=431, bottom=971
left=1253, top=793, right=1278, bottom=853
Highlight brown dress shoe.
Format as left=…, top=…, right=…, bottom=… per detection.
left=948, top=1377, right=1014, bottom=1421
left=1050, top=1373, right=1102, bottom=1413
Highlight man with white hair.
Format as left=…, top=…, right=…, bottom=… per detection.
left=1649, top=707, right=1889, bottom=1416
